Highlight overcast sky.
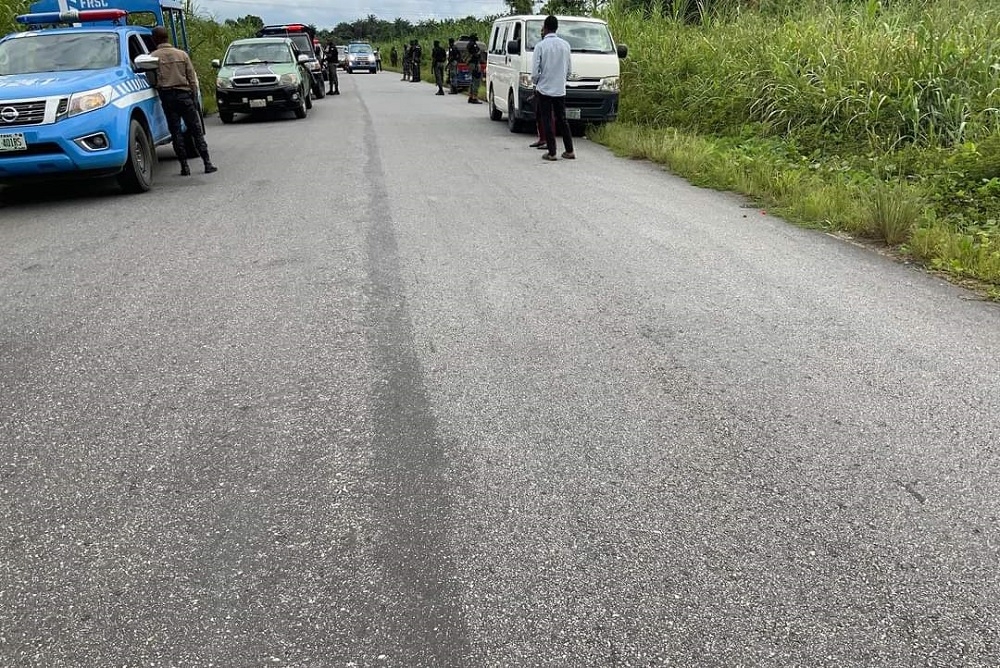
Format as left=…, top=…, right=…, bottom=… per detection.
left=195, top=0, right=511, bottom=30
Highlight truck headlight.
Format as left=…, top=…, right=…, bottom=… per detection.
left=279, top=73, right=299, bottom=86
left=519, top=72, right=534, bottom=89
left=216, top=77, right=233, bottom=89
left=599, top=76, right=620, bottom=92
left=68, top=85, right=113, bottom=117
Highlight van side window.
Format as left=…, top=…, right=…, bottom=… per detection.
left=512, top=22, right=522, bottom=45
left=499, top=24, right=509, bottom=55
left=490, top=25, right=501, bottom=54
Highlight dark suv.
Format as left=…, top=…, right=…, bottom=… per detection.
left=256, top=24, right=326, bottom=99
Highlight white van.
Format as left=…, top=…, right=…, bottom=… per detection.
left=485, top=14, right=627, bottom=132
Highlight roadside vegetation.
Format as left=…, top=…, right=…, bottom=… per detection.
left=597, top=0, right=1000, bottom=294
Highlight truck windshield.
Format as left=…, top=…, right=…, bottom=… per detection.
left=0, top=33, right=120, bottom=75
left=349, top=44, right=372, bottom=54
left=524, top=20, right=615, bottom=53
left=225, top=43, right=293, bottom=65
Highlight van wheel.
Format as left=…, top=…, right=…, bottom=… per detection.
left=507, top=90, right=524, bottom=133
left=118, top=119, right=154, bottom=193
left=489, top=85, right=502, bottom=121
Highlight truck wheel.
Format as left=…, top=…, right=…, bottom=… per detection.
left=305, top=89, right=313, bottom=110
left=314, top=79, right=325, bottom=98
left=295, top=89, right=308, bottom=118
left=219, top=111, right=234, bottom=124
left=489, top=85, right=502, bottom=121
left=118, top=118, right=154, bottom=193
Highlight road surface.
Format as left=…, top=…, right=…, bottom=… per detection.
left=1, top=70, right=999, bottom=667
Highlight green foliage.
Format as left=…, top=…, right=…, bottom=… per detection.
left=1, top=0, right=30, bottom=36
left=596, top=0, right=1000, bottom=287
left=183, top=2, right=259, bottom=112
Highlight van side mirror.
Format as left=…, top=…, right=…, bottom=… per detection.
left=210, top=58, right=221, bottom=69
left=507, top=39, right=521, bottom=55
left=134, top=54, right=159, bottom=71
left=617, top=44, right=628, bottom=59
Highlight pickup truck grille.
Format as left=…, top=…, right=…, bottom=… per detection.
left=233, top=76, right=278, bottom=87
left=0, top=100, right=46, bottom=127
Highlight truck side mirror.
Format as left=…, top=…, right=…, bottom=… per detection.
left=507, top=39, right=521, bottom=55
left=617, top=44, right=628, bottom=59
left=134, top=54, right=159, bottom=71
left=211, top=58, right=221, bottom=69
left=297, top=54, right=310, bottom=64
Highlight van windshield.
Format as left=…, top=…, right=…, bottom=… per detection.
left=524, top=20, right=615, bottom=53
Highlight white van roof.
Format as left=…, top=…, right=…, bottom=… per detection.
left=494, top=14, right=609, bottom=24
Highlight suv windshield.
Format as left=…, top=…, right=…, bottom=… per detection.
left=348, top=44, right=372, bottom=54
left=0, top=32, right=119, bottom=75
left=225, top=42, right=293, bottom=65
left=524, top=20, right=615, bottom=53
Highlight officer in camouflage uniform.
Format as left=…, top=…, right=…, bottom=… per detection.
left=410, top=39, right=422, bottom=83
left=466, top=34, right=483, bottom=104
left=446, top=37, right=459, bottom=93
left=325, top=40, right=340, bottom=94
left=402, top=42, right=411, bottom=80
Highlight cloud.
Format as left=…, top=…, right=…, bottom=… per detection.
left=195, top=0, right=508, bottom=29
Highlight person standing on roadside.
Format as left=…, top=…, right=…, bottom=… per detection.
left=410, top=39, right=422, bottom=83
left=431, top=40, right=446, bottom=95
left=466, top=34, right=483, bottom=104
left=390, top=45, right=398, bottom=67
left=402, top=42, right=411, bottom=80
left=532, top=15, right=574, bottom=160
left=446, top=37, right=460, bottom=93
left=325, top=40, right=340, bottom=95
left=149, top=25, right=217, bottom=175
left=374, top=47, right=382, bottom=71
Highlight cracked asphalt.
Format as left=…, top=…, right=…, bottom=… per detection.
left=1, top=70, right=999, bottom=667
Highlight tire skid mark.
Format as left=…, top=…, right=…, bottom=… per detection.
left=358, top=95, right=471, bottom=666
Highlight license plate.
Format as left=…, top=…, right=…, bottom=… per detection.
left=0, top=133, right=27, bottom=152
left=249, top=99, right=267, bottom=108
left=566, top=108, right=581, bottom=120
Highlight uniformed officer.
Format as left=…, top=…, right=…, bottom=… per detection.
left=410, top=39, right=422, bottom=83
left=431, top=40, right=446, bottom=95
left=390, top=45, right=398, bottom=67
left=325, top=40, right=340, bottom=94
left=402, top=43, right=411, bottom=80
left=446, top=37, right=460, bottom=93
left=149, top=26, right=217, bottom=175
left=466, top=34, right=483, bottom=104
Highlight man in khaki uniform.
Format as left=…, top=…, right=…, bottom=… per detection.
left=150, top=26, right=217, bottom=175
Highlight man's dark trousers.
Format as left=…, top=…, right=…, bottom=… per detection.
left=433, top=62, right=444, bottom=92
left=159, top=88, right=207, bottom=162
left=538, top=93, right=574, bottom=156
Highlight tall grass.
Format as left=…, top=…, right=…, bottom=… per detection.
left=597, top=0, right=1000, bottom=289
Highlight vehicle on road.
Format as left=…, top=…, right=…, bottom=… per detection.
left=256, top=24, right=326, bottom=99
left=447, top=36, right=487, bottom=95
left=345, top=42, right=377, bottom=74
left=485, top=15, right=627, bottom=133
left=0, top=0, right=197, bottom=194
left=212, top=37, right=313, bottom=122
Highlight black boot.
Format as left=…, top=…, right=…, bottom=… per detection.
left=202, top=154, right=218, bottom=174
left=179, top=161, right=191, bottom=176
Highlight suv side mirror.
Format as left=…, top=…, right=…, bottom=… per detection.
left=134, top=54, right=159, bottom=71
left=297, top=54, right=311, bottom=64
left=507, top=39, right=521, bottom=55
left=617, top=44, right=628, bottom=59
left=211, top=58, right=221, bottom=69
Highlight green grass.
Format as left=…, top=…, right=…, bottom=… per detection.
left=593, top=0, right=1000, bottom=292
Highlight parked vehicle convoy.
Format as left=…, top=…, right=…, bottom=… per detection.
left=256, top=24, right=326, bottom=99
left=484, top=14, right=627, bottom=133
left=0, top=0, right=197, bottom=193
left=212, top=37, right=314, bottom=122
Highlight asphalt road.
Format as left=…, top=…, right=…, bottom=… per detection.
left=1, top=70, right=999, bottom=667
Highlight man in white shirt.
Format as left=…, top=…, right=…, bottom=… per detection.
left=531, top=15, right=576, bottom=160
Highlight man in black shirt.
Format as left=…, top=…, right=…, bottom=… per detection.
left=466, top=34, right=482, bottom=104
